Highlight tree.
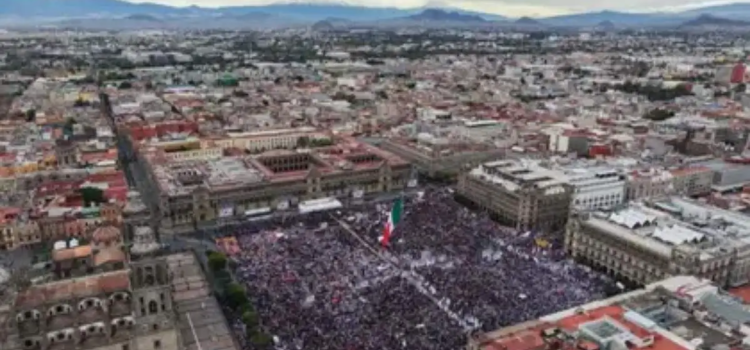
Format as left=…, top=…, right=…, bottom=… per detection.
left=118, top=81, right=132, bottom=90
left=225, top=282, right=248, bottom=309
left=296, top=136, right=310, bottom=148
left=207, top=252, right=227, bottom=272
left=736, top=83, right=746, bottom=93
left=643, top=108, right=675, bottom=121
left=25, top=109, right=36, bottom=122
left=242, top=310, right=259, bottom=329
left=80, top=187, right=105, bottom=206
left=309, top=138, right=333, bottom=147
left=63, top=117, right=77, bottom=136
left=249, top=332, right=273, bottom=349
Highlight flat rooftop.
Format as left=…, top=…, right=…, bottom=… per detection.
left=146, top=135, right=409, bottom=196
left=585, top=197, right=750, bottom=260
left=475, top=276, right=745, bottom=350
left=468, top=160, right=568, bottom=194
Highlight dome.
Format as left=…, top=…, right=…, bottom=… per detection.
left=131, top=226, right=160, bottom=255
left=92, top=226, right=121, bottom=245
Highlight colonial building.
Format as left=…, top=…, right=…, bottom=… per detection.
left=565, top=197, right=750, bottom=289
left=457, top=160, right=573, bottom=232
left=137, top=133, right=413, bottom=234
left=4, top=225, right=181, bottom=350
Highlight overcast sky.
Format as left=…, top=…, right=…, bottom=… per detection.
left=127, top=0, right=745, bottom=17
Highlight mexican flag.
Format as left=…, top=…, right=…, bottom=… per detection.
left=381, top=198, right=403, bottom=247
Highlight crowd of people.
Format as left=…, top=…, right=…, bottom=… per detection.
left=342, top=188, right=615, bottom=331
left=234, top=225, right=465, bottom=350
left=227, top=187, right=616, bottom=349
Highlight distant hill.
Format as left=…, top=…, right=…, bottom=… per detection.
left=596, top=20, right=615, bottom=29
left=515, top=17, right=542, bottom=25
left=406, top=9, right=485, bottom=22
left=539, top=10, right=675, bottom=27
left=679, top=14, right=750, bottom=27
left=221, top=12, right=275, bottom=20
left=311, top=19, right=335, bottom=31
left=11, top=0, right=750, bottom=30
left=680, top=3, right=750, bottom=20
left=124, top=14, right=161, bottom=22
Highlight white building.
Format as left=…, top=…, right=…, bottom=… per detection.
left=565, top=168, right=627, bottom=210
left=529, top=163, right=626, bottom=211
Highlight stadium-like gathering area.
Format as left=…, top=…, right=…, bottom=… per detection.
left=219, top=188, right=617, bottom=350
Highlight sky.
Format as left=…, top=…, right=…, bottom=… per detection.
left=127, top=0, right=749, bottom=17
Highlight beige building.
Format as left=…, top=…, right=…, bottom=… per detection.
left=565, top=197, right=750, bottom=289
left=380, top=138, right=505, bottom=178
left=138, top=133, right=413, bottom=234
left=625, top=168, right=673, bottom=201
left=457, top=160, right=573, bottom=232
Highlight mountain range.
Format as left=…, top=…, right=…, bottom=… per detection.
left=5, top=0, right=750, bottom=29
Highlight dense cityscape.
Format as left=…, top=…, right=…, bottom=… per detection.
left=7, top=3, right=750, bottom=350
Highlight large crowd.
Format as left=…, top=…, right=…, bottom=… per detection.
left=228, top=188, right=615, bottom=350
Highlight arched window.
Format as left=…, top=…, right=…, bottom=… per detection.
left=148, top=301, right=158, bottom=314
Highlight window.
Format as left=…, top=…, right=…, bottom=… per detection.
left=149, top=301, right=158, bottom=314
left=154, top=340, right=162, bottom=349
left=122, top=345, right=130, bottom=350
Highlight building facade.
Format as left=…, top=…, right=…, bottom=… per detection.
left=565, top=198, right=750, bottom=289
left=5, top=226, right=181, bottom=350
left=626, top=169, right=673, bottom=201
left=669, top=166, right=713, bottom=197
left=137, top=133, right=414, bottom=234
left=457, top=160, right=573, bottom=232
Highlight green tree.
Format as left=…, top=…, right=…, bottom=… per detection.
left=643, top=108, right=675, bottom=121
left=296, top=136, right=310, bottom=148
left=79, top=187, right=105, bottom=206
left=208, top=252, right=227, bottom=272
left=225, top=282, right=248, bottom=309
left=242, top=310, right=259, bottom=329
left=249, top=332, right=273, bottom=349
left=310, top=138, right=333, bottom=147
